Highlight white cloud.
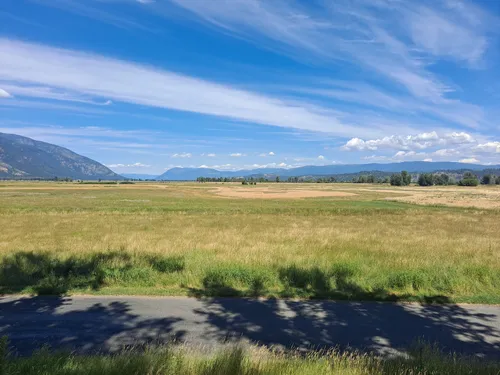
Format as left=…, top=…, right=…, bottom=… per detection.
left=393, top=151, right=426, bottom=160
left=107, top=162, right=151, bottom=168
left=342, top=131, right=477, bottom=152
left=364, top=147, right=480, bottom=163
left=0, top=88, right=11, bottom=98
left=0, top=38, right=369, bottom=137
left=230, top=153, right=244, bottom=157
left=473, top=142, right=500, bottom=153
left=317, top=155, right=325, bottom=160
left=198, top=163, right=233, bottom=170
left=459, top=158, right=480, bottom=164
left=171, top=152, right=192, bottom=158
left=444, top=132, right=475, bottom=144
left=342, top=132, right=441, bottom=151
left=433, top=148, right=460, bottom=157
left=259, top=151, right=276, bottom=157
left=207, top=153, right=216, bottom=157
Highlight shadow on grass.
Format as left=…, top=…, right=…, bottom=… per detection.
left=0, top=251, right=185, bottom=295
left=189, top=267, right=270, bottom=298
left=277, top=263, right=400, bottom=301
left=189, top=263, right=401, bottom=301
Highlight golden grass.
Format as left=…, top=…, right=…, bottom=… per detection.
left=1, top=182, right=499, bottom=301
left=5, top=342, right=500, bottom=375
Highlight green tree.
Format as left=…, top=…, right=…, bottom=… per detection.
left=496, top=176, right=500, bottom=185
left=481, top=174, right=494, bottom=185
left=275, top=176, right=280, bottom=183
left=417, top=173, right=433, bottom=186
left=401, top=171, right=411, bottom=186
left=433, top=174, right=449, bottom=186
left=390, top=174, right=403, bottom=186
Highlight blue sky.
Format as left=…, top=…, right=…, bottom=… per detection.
left=1, top=0, right=500, bottom=175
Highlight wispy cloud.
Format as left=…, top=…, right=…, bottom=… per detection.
left=35, top=0, right=493, bottom=113
left=0, top=84, right=113, bottom=106
left=0, top=88, right=11, bottom=98
left=171, top=153, right=192, bottom=158
left=165, top=0, right=494, bottom=104
left=198, top=162, right=299, bottom=171
left=32, top=0, right=152, bottom=31
left=107, top=162, right=151, bottom=168
left=0, top=38, right=377, bottom=137
left=406, top=5, right=487, bottom=64
left=293, top=81, right=484, bottom=129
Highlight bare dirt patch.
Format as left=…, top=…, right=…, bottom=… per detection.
left=212, top=186, right=357, bottom=199
left=383, top=186, right=500, bottom=209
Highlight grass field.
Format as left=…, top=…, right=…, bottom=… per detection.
left=1, top=181, right=500, bottom=303
left=2, top=339, right=500, bottom=375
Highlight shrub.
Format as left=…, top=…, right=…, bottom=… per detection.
left=458, top=172, right=479, bottom=186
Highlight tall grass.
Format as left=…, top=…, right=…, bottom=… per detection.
left=2, top=343, right=500, bottom=375
left=1, top=182, right=500, bottom=302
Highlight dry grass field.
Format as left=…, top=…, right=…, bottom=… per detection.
left=1, top=181, right=500, bottom=303
left=3, top=340, right=500, bottom=375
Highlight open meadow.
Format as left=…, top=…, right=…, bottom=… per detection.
left=1, top=181, right=500, bottom=303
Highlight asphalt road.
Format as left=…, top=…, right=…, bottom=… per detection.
left=1, top=295, right=499, bottom=358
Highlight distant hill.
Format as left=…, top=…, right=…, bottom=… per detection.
left=0, top=132, right=124, bottom=180
left=157, top=161, right=499, bottom=181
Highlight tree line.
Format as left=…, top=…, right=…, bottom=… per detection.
left=197, top=170, right=499, bottom=187
left=415, top=172, right=500, bottom=187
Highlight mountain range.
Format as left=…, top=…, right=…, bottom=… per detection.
left=156, top=162, right=499, bottom=180
left=1, top=132, right=498, bottom=181
left=0, top=132, right=123, bottom=180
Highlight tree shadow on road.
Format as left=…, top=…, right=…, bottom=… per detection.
left=0, top=296, right=186, bottom=356
left=189, top=265, right=500, bottom=359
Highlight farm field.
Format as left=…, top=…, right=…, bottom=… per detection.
left=1, top=181, right=500, bottom=303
